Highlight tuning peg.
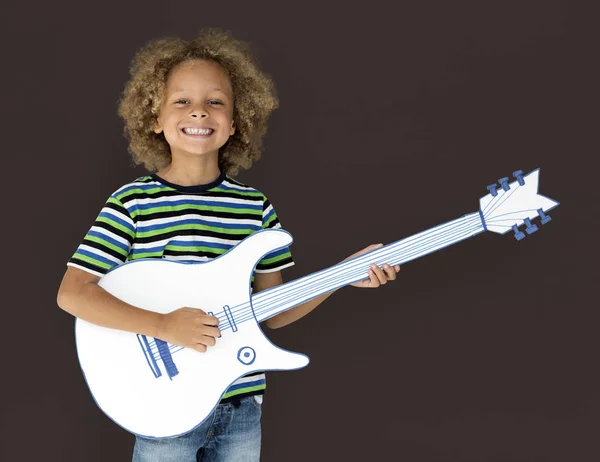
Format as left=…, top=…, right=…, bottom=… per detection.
left=512, top=225, right=525, bottom=241
left=498, top=177, right=511, bottom=191
left=513, top=170, right=525, bottom=186
left=487, top=184, right=499, bottom=197
left=537, top=208, right=552, bottom=224
left=523, top=218, right=539, bottom=234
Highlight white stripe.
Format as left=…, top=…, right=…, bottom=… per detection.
left=263, top=203, right=274, bottom=219
left=101, top=206, right=134, bottom=226
left=158, top=255, right=211, bottom=262
left=112, top=180, right=157, bottom=196
left=122, top=194, right=261, bottom=209
left=136, top=212, right=260, bottom=229
left=89, top=225, right=132, bottom=248
left=131, top=234, right=242, bottom=251
left=79, top=244, right=123, bottom=265
left=221, top=179, right=260, bottom=193
left=66, top=262, right=104, bottom=278
left=255, top=261, right=295, bottom=273
left=230, top=373, right=266, bottom=386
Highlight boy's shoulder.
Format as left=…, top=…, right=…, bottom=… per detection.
left=107, top=174, right=269, bottom=202
left=107, top=174, right=158, bottom=202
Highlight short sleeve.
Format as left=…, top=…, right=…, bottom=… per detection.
left=254, top=195, right=295, bottom=273
left=67, top=194, right=136, bottom=277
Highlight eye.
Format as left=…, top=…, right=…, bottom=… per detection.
left=174, top=99, right=188, bottom=105
left=208, top=100, right=223, bottom=105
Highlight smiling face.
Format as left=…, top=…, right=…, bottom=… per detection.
left=153, top=59, right=236, bottom=164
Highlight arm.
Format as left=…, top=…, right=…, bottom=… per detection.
left=253, top=271, right=337, bottom=330
left=56, top=266, right=219, bottom=352
left=253, top=244, right=401, bottom=330
left=57, top=266, right=165, bottom=337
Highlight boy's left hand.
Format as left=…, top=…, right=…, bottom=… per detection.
left=343, top=243, right=400, bottom=289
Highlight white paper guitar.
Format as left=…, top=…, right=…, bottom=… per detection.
left=75, top=168, right=559, bottom=438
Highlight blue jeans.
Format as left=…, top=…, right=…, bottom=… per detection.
left=132, top=395, right=263, bottom=462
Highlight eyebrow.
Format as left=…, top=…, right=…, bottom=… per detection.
left=172, top=88, right=226, bottom=93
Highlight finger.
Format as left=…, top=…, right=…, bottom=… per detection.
left=201, top=326, right=221, bottom=338
left=370, top=264, right=387, bottom=284
left=197, top=335, right=217, bottom=347
left=203, top=315, right=220, bottom=326
left=194, top=344, right=207, bottom=353
left=382, top=264, right=397, bottom=280
left=367, top=268, right=381, bottom=287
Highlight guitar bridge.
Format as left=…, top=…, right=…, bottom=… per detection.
left=137, top=334, right=180, bottom=380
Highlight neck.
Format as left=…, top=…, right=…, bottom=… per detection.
left=159, top=153, right=221, bottom=186
left=251, top=211, right=486, bottom=323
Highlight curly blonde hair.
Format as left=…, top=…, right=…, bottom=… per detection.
left=117, top=28, right=279, bottom=176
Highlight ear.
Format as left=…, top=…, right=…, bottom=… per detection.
left=153, top=116, right=163, bottom=134
left=229, top=120, right=236, bottom=136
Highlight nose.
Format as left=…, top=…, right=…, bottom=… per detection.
left=190, top=104, right=209, bottom=118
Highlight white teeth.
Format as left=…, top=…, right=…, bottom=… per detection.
left=183, top=128, right=212, bottom=135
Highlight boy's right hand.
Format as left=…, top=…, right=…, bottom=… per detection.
left=158, top=308, right=220, bottom=353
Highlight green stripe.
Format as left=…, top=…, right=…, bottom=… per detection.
left=221, top=384, right=266, bottom=400
left=86, top=235, right=129, bottom=258
left=96, top=216, right=134, bottom=238
left=73, top=253, right=111, bottom=270
left=258, top=252, right=292, bottom=266
left=137, top=223, right=253, bottom=238
left=165, top=245, right=228, bottom=255
left=137, top=204, right=260, bottom=215
left=263, top=214, right=278, bottom=228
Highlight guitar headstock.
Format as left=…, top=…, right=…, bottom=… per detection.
left=479, top=168, right=559, bottom=240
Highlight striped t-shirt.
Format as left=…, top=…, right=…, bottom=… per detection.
left=67, top=170, right=294, bottom=401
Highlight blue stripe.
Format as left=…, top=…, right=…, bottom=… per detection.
left=87, top=229, right=130, bottom=252
left=133, top=199, right=262, bottom=211
left=129, top=240, right=234, bottom=256
left=116, top=182, right=161, bottom=195
left=225, top=378, right=266, bottom=392
left=76, top=248, right=119, bottom=266
left=138, top=218, right=261, bottom=233
left=262, top=207, right=275, bottom=226
left=98, top=210, right=135, bottom=233
left=262, top=247, right=290, bottom=259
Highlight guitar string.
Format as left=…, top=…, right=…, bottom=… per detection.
left=238, top=214, right=483, bottom=321
left=246, top=219, right=483, bottom=321
left=152, top=216, right=484, bottom=358
left=150, top=185, right=525, bottom=357
left=151, top=218, right=484, bottom=359
left=173, top=187, right=508, bottom=334
left=215, top=219, right=482, bottom=336
left=156, top=205, right=535, bottom=358
left=483, top=186, right=517, bottom=218
left=230, top=179, right=532, bottom=331
left=247, top=222, right=483, bottom=326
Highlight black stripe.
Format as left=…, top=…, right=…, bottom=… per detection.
left=219, top=389, right=265, bottom=404
left=163, top=249, right=225, bottom=259
left=133, top=208, right=262, bottom=222
left=256, top=256, right=294, bottom=271
left=94, top=221, right=135, bottom=242
left=264, top=216, right=280, bottom=228
left=68, top=258, right=106, bottom=275
left=134, top=227, right=254, bottom=245
left=104, top=201, right=131, bottom=217
left=82, top=238, right=128, bottom=261
left=120, top=187, right=264, bottom=204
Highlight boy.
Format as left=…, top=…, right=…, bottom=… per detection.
left=57, top=28, right=399, bottom=461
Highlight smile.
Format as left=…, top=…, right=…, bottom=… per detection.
left=181, top=128, right=214, bottom=136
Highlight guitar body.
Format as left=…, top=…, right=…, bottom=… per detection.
left=75, top=229, right=309, bottom=438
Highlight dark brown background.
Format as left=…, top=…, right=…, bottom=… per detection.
left=3, top=0, right=599, bottom=460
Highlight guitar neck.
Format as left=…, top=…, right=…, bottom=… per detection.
left=252, top=211, right=485, bottom=323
